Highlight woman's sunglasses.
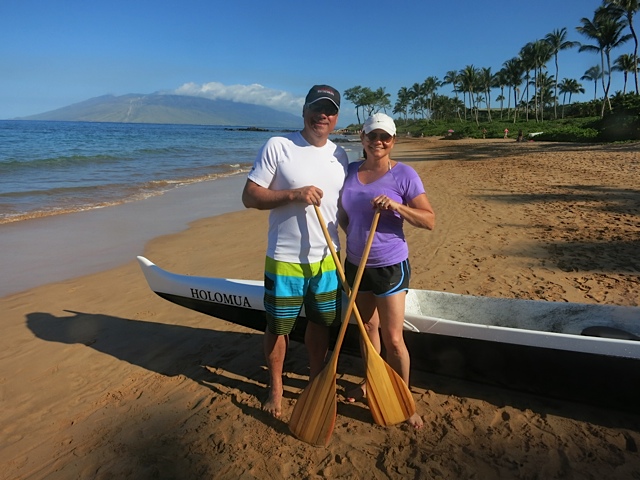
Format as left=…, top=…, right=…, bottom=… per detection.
left=365, top=131, right=394, bottom=143
left=307, top=102, right=339, bottom=116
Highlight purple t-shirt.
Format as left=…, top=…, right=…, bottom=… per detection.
left=341, top=161, right=426, bottom=267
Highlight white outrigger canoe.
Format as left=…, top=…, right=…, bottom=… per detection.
left=137, top=256, right=640, bottom=412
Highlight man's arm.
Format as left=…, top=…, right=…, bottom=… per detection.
left=242, top=179, right=324, bottom=210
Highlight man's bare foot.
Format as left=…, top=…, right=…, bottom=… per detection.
left=345, top=382, right=367, bottom=403
left=406, top=412, right=423, bottom=429
left=262, top=388, right=282, bottom=418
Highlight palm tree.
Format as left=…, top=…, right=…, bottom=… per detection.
left=372, top=87, right=391, bottom=115
left=502, top=57, right=524, bottom=122
left=531, top=39, right=553, bottom=121
left=443, top=70, right=460, bottom=96
left=394, top=87, right=411, bottom=123
left=479, top=67, right=494, bottom=122
left=459, top=65, right=481, bottom=125
left=604, top=0, right=639, bottom=93
left=577, top=6, right=633, bottom=116
left=493, top=69, right=508, bottom=119
left=581, top=64, right=604, bottom=100
left=409, top=101, right=421, bottom=120
left=558, top=79, right=572, bottom=118
left=409, top=82, right=425, bottom=119
left=537, top=72, right=557, bottom=119
left=443, top=70, right=463, bottom=121
left=348, top=86, right=388, bottom=118
left=518, top=43, right=536, bottom=120
left=452, top=73, right=467, bottom=120
left=431, top=94, right=463, bottom=121
left=360, top=87, right=377, bottom=117
left=612, top=52, right=640, bottom=92
left=544, top=28, right=580, bottom=119
left=495, top=94, right=506, bottom=118
left=421, top=76, right=441, bottom=121
left=343, top=86, right=365, bottom=124
left=558, top=78, right=585, bottom=118
left=340, top=4, right=640, bottom=129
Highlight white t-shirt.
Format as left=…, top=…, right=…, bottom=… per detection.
left=248, top=131, right=349, bottom=264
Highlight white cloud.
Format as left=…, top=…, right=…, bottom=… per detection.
left=171, top=82, right=303, bottom=115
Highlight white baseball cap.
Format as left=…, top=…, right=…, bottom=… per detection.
left=363, top=113, right=396, bottom=136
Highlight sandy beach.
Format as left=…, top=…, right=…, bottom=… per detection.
left=1, top=137, right=639, bottom=479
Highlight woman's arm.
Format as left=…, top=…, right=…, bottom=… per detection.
left=373, top=192, right=435, bottom=230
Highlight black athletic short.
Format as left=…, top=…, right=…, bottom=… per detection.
left=344, top=259, right=411, bottom=297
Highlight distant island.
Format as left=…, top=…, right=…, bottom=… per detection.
left=16, top=93, right=302, bottom=128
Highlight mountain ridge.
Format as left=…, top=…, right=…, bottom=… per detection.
left=16, top=93, right=302, bottom=128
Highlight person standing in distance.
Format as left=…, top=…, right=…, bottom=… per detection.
left=242, top=85, right=349, bottom=418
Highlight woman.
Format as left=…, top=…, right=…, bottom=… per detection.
left=339, top=113, right=435, bottom=429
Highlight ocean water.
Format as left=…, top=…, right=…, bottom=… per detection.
left=0, top=120, right=361, bottom=224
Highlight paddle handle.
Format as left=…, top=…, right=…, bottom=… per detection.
left=314, top=205, right=417, bottom=427
left=314, top=206, right=375, bottom=342
left=318, top=205, right=380, bottom=367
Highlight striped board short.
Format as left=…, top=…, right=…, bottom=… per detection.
left=263, top=255, right=341, bottom=336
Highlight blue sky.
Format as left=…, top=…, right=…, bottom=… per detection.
left=0, top=0, right=633, bottom=127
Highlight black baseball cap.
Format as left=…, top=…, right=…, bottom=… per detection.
left=304, top=84, right=340, bottom=109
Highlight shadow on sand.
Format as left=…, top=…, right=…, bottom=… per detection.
left=26, top=309, right=640, bottom=434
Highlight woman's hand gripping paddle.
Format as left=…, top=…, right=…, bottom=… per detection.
left=313, top=205, right=416, bottom=426
left=288, top=208, right=381, bottom=446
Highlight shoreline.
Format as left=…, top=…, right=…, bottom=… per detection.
left=1, top=137, right=639, bottom=478
left=0, top=168, right=251, bottom=227
left=0, top=174, right=247, bottom=297
left=1, top=134, right=363, bottom=298
left=0, top=138, right=361, bottom=298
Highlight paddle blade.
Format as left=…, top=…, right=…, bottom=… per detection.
left=289, top=367, right=337, bottom=447
left=365, top=359, right=416, bottom=426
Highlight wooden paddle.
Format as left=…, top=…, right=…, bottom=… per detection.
left=289, top=208, right=381, bottom=446
left=313, top=205, right=416, bottom=426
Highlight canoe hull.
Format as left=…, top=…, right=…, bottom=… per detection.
left=138, top=256, right=640, bottom=412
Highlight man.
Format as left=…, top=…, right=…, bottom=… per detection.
left=242, top=85, right=349, bottom=418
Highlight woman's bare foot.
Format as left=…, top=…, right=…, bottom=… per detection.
left=345, top=382, right=367, bottom=403
left=406, top=412, right=423, bottom=429
left=262, top=387, right=283, bottom=418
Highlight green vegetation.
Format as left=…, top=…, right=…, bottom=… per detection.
left=594, top=91, right=640, bottom=140
left=343, top=1, right=640, bottom=143
left=347, top=93, right=639, bottom=143
left=367, top=117, right=602, bottom=142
